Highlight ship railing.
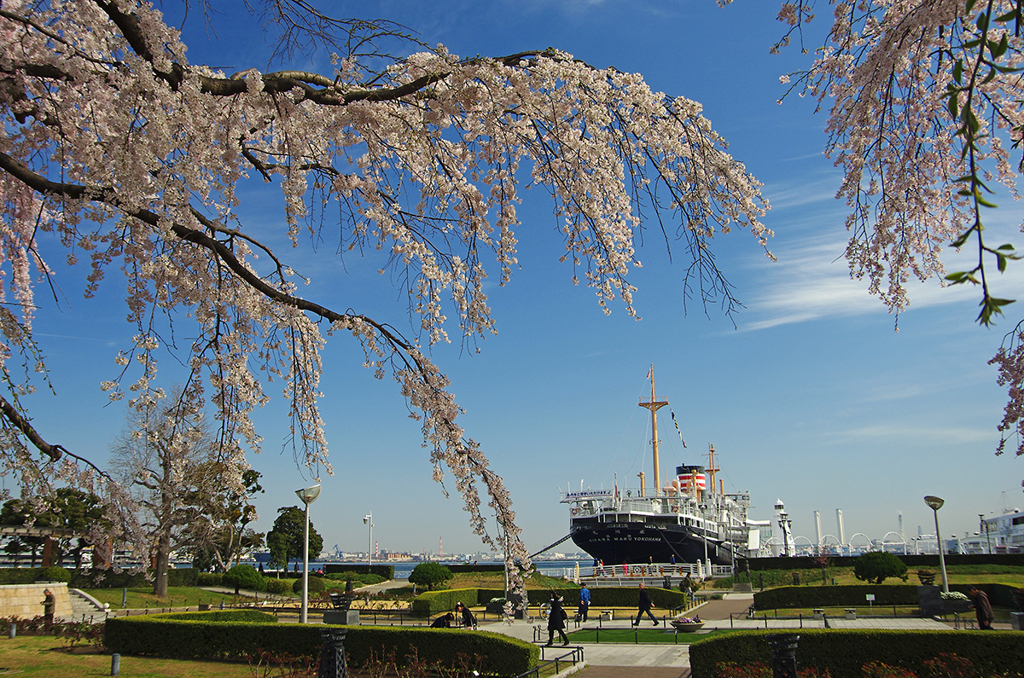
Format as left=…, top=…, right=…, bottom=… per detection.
left=578, top=566, right=733, bottom=588
left=581, top=563, right=733, bottom=579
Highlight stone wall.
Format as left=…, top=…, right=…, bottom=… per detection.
left=0, top=582, right=73, bottom=619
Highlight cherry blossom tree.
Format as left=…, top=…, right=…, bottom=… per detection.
left=759, top=0, right=1024, bottom=468
left=110, top=388, right=235, bottom=596
left=0, top=0, right=771, bottom=590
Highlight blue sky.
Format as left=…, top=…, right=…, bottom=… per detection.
left=13, top=0, right=1024, bottom=558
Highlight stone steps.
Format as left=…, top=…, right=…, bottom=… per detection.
left=67, top=589, right=107, bottom=622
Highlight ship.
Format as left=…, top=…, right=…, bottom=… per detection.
left=560, top=369, right=760, bottom=565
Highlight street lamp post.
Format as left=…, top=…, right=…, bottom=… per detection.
left=979, top=513, right=993, bottom=555
left=295, top=484, right=321, bottom=624
left=924, top=496, right=949, bottom=594
left=779, top=511, right=789, bottom=557
left=363, top=513, right=373, bottom=568
left=699, top=504, right=709, bottom=579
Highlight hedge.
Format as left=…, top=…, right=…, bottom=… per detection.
left=0, top=566, right=199, bottom=587
left=412, top=588, right=480, bottom=617
left=689, top=629, right=1024, bottom=678
left=412, top=586, right=689, bottom=617
left=745, top=553, right=1024, bottom=571
left=323, top=564, right=395, bottom=579
left=152, top=610, right=277, bottom=623
left=0, top=567, right=71, bottom=584
left=68, top=568, right=198, bottom=589
left=751, top=583, right=1021, bottom=610
left=753, top=585, right=921, bottom=609
left=103, top=613, right=538, bottom=676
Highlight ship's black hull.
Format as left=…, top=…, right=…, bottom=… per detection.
left=570, top=521, right=738, bottom=565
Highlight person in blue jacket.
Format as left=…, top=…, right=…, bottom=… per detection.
left=577, top=582, right=591, bottom=622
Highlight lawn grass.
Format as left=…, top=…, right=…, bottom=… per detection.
left=447, top=571, right=578, bottom=590
left=566, top=627, right=733, bottom=644
left=80, top=586, right=253, bottom=610
left=0, top=635, right=256, bottom=678
left=735, top=565, right=1024, bottom=589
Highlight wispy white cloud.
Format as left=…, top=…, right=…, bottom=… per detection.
left=737, top=175, right=1024, bottom=331
left=824, top=423, right=994, bottom=446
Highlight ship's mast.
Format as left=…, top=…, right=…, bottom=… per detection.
left=638, top=365, right=668, bottom=497
left=706, top=443, right=719, bottom=497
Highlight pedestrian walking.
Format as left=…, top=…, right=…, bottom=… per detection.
left=632, top=582, right=659, bottom=626
left=967, top=586, right=994, bottom=630
left=546, top=593, right=569, bottom=646
left=41, top=588, right=55, bottom=627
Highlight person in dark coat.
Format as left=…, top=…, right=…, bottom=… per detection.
left=455, top=601, right=475, bottom=629
left=967, top=586, right=995, bottom=629
left=430, top=612, right=454, bottom=628
left=632, top=582, right=659, bottom=626
left=546, top=593, right=569, bottom=646
left=41, top=588, right=55, bottom=627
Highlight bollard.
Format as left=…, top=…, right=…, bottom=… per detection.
left=766, top=634, right=799, bottom=678
left=111, top=653, right=121, bottom=676
left=8, top=622, right=15, bottom=639
left=318, top=628, right=348, bottom=678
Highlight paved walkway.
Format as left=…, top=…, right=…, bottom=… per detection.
left=477, top=592, right=958, bottom=674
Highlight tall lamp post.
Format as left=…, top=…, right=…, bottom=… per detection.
left=363, top=513, right=373, bottom=568
left=924, top=495, right=949, bottom=594
left=295, top=484, right=321, bottom=624
left=979, top=513, right=993, bottom=555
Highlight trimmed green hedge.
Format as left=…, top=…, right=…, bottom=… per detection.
left=750, top=583, right=1020, bottom=611
left=412, top=588, right=480, bottom=616
left=745, top=553, right=1024, bottom=570
left=149, top=610, right=277, bottom=623
left=103, top=613, right=538, bottom=676
left=0, top=567, right=71, bottom=584
left=68, top=568, right=198, bottom=589
left=412, top=586, right=688, bottom=617
left=323, top=564, right=394, bottom=579
left=689, top=630, right=1024, bottom=678
left=753, top=585, right=920, bottom=609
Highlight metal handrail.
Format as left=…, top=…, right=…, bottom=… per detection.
left=513, top=647, right=585, bottom=678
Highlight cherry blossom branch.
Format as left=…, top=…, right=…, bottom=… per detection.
left=0, top=149, right=523, bottom=562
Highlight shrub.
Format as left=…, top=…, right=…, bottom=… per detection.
left=103, top=614, right=538, bottom=675
left=292, top=576, right=325, bottom=594
left=690, top=630, right=1024, bottom=678
left=68, top=567, right=197, bottom=589
left=222, top=564, right=266, bottom=594
left=36, top=566, right=71, bottom=582
left=324, top=571, right=385, bottom=586
left=265, top=578, right=292, bottom=595
left=854, top=552, right=909, bottom=584
left=408, top=562, right=453, bottom=591
left=753, top=585, right=918, bottom=610
left=196, top=572, right=223, bottom=587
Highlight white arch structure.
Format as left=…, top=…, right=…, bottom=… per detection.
left=848, top=532, right=872, bottom=553
left=793, top=536, right=815, bottom=556
left=818, top=534, right=842, bottom=554
left=881, top=531, right=907, bottom=554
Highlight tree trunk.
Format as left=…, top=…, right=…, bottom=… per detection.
left=153, top=534, right=171, bottom=598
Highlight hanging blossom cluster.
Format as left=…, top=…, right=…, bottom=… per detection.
left=756, top=0, right=1024, bottom=463
left=0, top=0, right=771, bottom=579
